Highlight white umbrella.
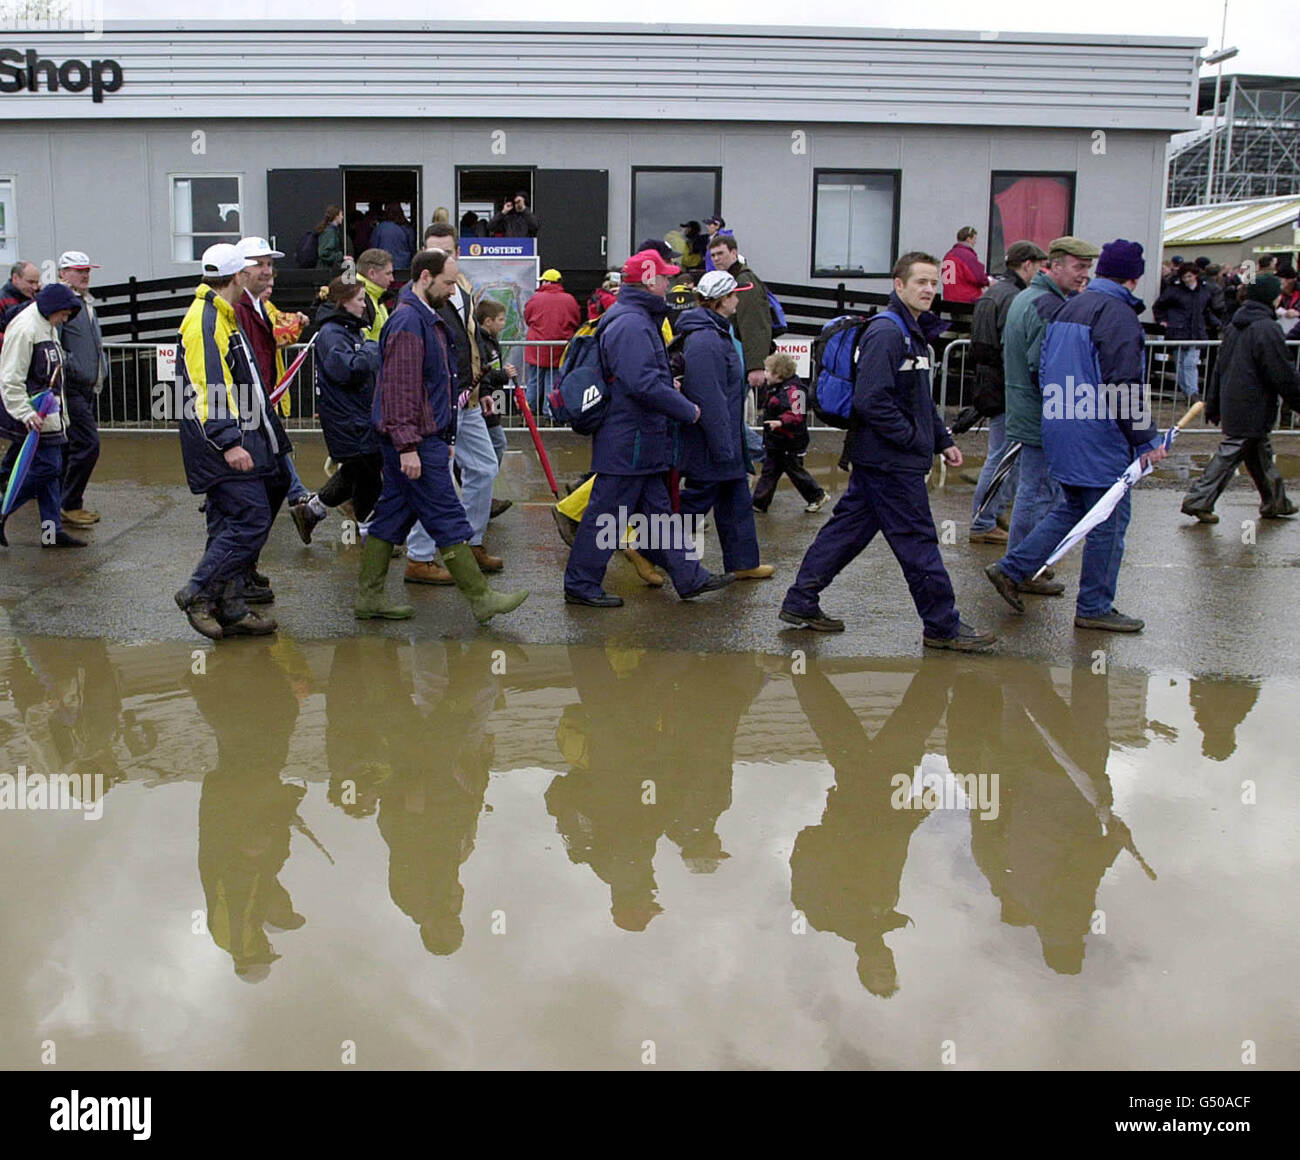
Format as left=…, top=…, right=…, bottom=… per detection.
left=1032, top=401, right=1203, bottom=578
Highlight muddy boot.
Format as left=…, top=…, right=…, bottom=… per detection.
left=441, top=542, right=528, bottom=624
left=174, top=584, right=223, bottom=641
left=622, top=547, right=664, bottom=587
left=355, top=535, right=414, bottom=620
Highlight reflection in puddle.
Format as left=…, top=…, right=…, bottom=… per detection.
left=0, top=637, right=1293, bottom=1068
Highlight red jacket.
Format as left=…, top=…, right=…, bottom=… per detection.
left=234, top=291, right=278, bottom=389
left=941, top=243, right=989, bottom=304
left=524, top=282, right=581, bottom=367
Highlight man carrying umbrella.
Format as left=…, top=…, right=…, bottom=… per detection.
left=985, top=240, right=1167, bottom=633
left=0, top=282, right=87, bottom=547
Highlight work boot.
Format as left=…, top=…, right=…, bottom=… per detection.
left=1261, top=499, right=1298, bottom=519
left=244, top=571, right=275, bottom=604
left=222, top=610, right=279, bottom=636
left=290, top=496, right=327, bottom=544
left=355, top=536, right=414, bottom=619
left=680, top=572, right=734, bottom=600
left=471, top=544, right=503, bottom=572
left=404, top=558, right=455, bottom=585
left=1074, top=609, right=1144, bottom=633
left=622, top=548, right=664, bottom=586
left=45, top=529, right=89, bottom=548
left=734, top=565, right=775, bottom=580
left=552, top=505, right=580, bottom=547
left=969, top=526, right=1009, bottom=544
left=441, top=542, right=528, bottom=624
left=778, top=605, right=845, bottom=633
left=923, top=621, right=998, bottom=651
left=1017, top=576, right=1065, bottom=596
left=984, top=563, right=1025, bottom=613
left=61, top=508, right=97, bottom=528
left=564, top=590, right=624, bottom=608
left=489, top=498, right=513, bottom=520
left=1180, top=501, right=1219, bottom=523
left=174, top=586, right=223, bottom=641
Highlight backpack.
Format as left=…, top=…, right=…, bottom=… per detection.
left=766, top=289, right=788, bottom=337
left=547, top=319, right=611, bottom=435
left=296, top=229, right=319, bottom=269
left=811, top=309, right=910, bottom=428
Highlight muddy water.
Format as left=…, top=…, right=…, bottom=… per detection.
left=0, top=637, right=1294, bottom=1070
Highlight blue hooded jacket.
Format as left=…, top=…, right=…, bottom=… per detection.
left=674, top=306, right=747, bottom=482
left=845, top=292, right=953, bottom=474
left=1039, top=277, right=1160, bottom=487
left=592, top=284, right=699, bottom=475
left=314, top=301, right=381, bottom=461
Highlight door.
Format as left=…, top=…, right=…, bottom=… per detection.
left=533, top=169, right=608, bottom=272
left=268, top=168, right=343, bottom=267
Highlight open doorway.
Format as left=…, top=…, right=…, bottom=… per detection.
left=456, top=167, right=533, bottom=239
left=343, top=167, right=421, bottom=258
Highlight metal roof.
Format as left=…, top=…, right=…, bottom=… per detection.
left=1163, top=195, right=1300, bottom=245
left=0, top=21, right=1202, bottom=129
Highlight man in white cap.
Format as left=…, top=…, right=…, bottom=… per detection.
left=173, top=242, right=279, bottom=640
left=55, top=251, right=106, bottom=528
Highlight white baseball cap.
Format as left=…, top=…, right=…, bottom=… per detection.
left=235, top=236, right=285, bottom=260
left=695, top=270, right=752, bottom=298
left=58, top=250, right=100, bottom=269
left=201, top=243, right=258, bottom=278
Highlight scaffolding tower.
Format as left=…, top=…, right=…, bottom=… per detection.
left=1168, top=74, right=1300, bottom=207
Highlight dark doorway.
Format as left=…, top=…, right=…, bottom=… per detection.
left=343, top=167, right=421, bottom=262
left=456, top=167, right=534, bottom=239
left=267, top=168, right=343, bottom=269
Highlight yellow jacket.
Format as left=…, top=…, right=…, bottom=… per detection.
left=359, top=275, right=388, bottom=343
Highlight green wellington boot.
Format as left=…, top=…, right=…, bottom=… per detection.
left=441, top=542, right=529, bottom=624
left=354, top=535, right=415, bottom=620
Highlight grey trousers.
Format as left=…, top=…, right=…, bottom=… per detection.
left=1182, top=435, right=1291, bottom=516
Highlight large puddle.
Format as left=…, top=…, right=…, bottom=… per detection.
left=0, top=637, right=1294, bottom=1069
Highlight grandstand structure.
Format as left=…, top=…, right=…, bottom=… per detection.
left=1168, top=74, right=1300, bottom=207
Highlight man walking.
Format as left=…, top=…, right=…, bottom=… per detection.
left=56, top=251, right=106, bottom=529
left=563, top=249, right=731, bottom=607
left=986, top=240, right=1167, bottom=633
left=356, top=248, right=394, bottom=341
left=0, top=259, right=39, bottom=327
left=1180, top=274, right=1300, bottom=523
left=706, top=234, right=771, bottom=394
left=779, top=252, right=995, bottom=650
left=968, top=240, right=1047, bottom=543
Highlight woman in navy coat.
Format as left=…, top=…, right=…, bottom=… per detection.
left=675, top=271, right=773, bottom=579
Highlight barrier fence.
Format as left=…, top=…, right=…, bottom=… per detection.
left=100, top=335, right=1300, bottom=435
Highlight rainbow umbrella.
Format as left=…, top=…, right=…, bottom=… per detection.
left=2, top=388, right=61, bottom=521
left=267, top=335, right=317, bottom=408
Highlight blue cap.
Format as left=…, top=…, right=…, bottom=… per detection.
left=36, top=282, right=82, bottom=320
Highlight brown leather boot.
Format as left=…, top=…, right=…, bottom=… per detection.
left=404, top=558, right=454, bottom=585
left=471, top=545, right=503, bottom=572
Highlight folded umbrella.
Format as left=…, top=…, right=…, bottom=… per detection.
left=972, top=440, right=1023, bottom=523
left=1, top=388, right=61, bottom=529
left=512, top=384, right=559, bottom=498
left=1032, top=402, right=1203, bottom=579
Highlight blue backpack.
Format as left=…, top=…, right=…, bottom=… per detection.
left=547, top=318, right=611, bottom=435
left=811, top=309, right=910, bottom=428
left=766, top=289, right=788, bottom=337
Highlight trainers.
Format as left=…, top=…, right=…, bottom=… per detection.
left=969, top=526, right=1009, bottom=544
left=680, top=572, right=734, bottom=600
left=984, top=563, right=1025, bottom=613
left=1017, top=576, right=1065, bottom=596
left=1180, top=502, right=1219, bottom=523
left=221, top=610, right=279, bottom=636
left=404, top=559, right=455, bottom=585
left=779, top=606, right=846, bottom=632
left=805, top=493, right=829, bottom=513
left=1074, top=609, right=1144, bottom=633
left=923, top=621, right=998, bottom=651
left=289, top=497, right=326, bottom=545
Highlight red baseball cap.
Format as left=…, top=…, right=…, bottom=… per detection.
left=622, top=249, right=680, bottom=282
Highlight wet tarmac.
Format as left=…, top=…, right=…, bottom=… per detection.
left=1, top=434, right=1298, bottom=1069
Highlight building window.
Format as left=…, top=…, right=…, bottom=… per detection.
left=811, top=170, right=900, bottom=279
left=0, top=179, right=16, bottom=266
left=171, top=175, right=243, bottom=262
left=631, top=168, right=720, bottom=262
left=987, top=172, right=1075, bottom=269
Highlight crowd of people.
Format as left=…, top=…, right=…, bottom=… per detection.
left=1, top=205, right=1296, bottom=649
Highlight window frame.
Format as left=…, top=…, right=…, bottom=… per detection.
left=985, top=171, right=1077, bottom=268
left=168, top=173, right=245, bottom=265
left=629, top=166, right=722, bottom=255
left=809, top=168, right=901, bottom=280
left=0, top=175, right=18, bottom=266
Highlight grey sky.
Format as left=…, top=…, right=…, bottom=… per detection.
left=98, top=0, right=1296, bottom=76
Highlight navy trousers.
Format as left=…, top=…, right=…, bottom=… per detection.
left=4, top=439, right=66, bottom=532
left=61, top=390, right=100, bottom=512
left=679, top=477, right=760, bottom=572
left=564, top=472, right=709, bottom=600
left=784, top=466, right=961, bottom=638
left=190, top=476, right=274, bottom=610
left=368, top=437, right=475, bottom=548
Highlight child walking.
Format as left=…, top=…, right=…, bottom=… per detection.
left=751, top=352, right=827, bottom=513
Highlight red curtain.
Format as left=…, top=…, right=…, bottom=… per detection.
left=994, top=178, right=1071, bottom=249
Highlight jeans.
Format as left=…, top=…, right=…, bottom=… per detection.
left=1175, top=345, right=1201, bottom=400
left=526, top=364, right=555, bottom=419
left=407, top=405, right=498, bottom=559
left=998, top=484, right=1132, bottom=618
left=487, top=422, right=506, bottom=465
left=969, top=412, right=1018, bottom=532
left=1006, top=443, right=1062, bottom=551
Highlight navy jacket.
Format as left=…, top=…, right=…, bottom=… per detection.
left=674, top=306, right=747, bottom=482
left=845, top=292, right=953, bottom=474
left=591, top=284, right=699, bottom=476
left=373, top=284, right=458, bottom=451
left=313, top=303, right=381, bottom=461
left=1153, top=280, right=1219, bottom=341
left=1039, top=278, right=1159, bottom=488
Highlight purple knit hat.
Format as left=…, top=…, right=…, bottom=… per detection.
left=1095, top=239, right=1145, bottom=281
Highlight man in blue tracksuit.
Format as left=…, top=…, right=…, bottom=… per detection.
left=985, top=240, right=1168, bottom=633
left=780, top=251, right=995, bottom=650
left=563, top=249, right=732, bottom=607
